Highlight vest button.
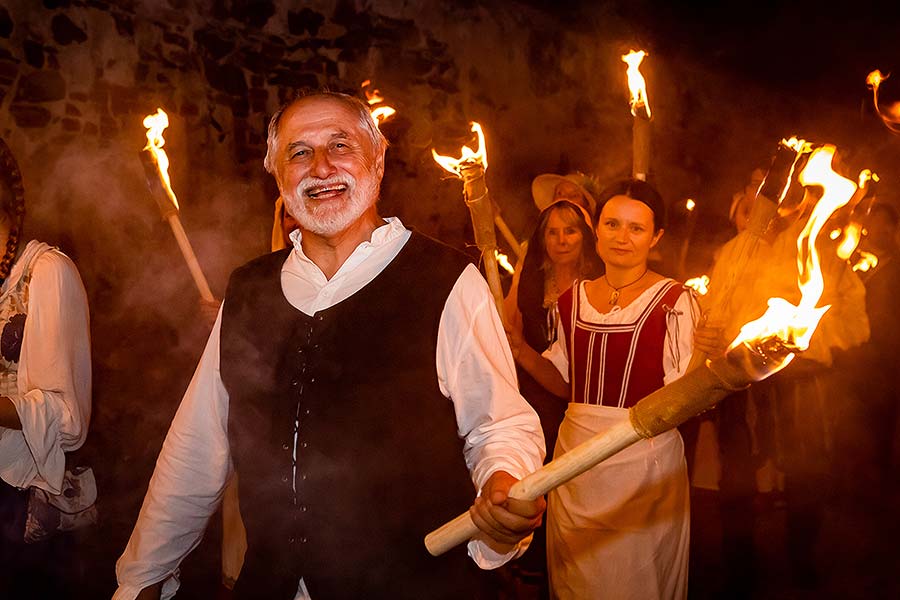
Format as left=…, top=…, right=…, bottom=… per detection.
left=300, top=536, right=308, bottom=544
left=304, top=408, right=311, bottom=416
left=301, top=441, right=308, bottom=449
left=309, top=377, right=315, bottom=383
left=289, top=536, right=295, bottom=544
left=282, top=443, right=290, bottom=451
left=281, top=474, right=289, bottom=483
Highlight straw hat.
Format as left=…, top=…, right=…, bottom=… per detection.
left=531, top=172, right=599, bottom=215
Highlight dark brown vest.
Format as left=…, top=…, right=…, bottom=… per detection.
left=221, top=232, right=491, bottom=599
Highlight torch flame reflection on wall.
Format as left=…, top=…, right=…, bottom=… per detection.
left=142, top=108, right=180, bottom=211
left=622, top=50, right=651, bottom=119
left=729, top=145, right=855, bottom=372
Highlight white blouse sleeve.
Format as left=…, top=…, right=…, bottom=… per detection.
left=662, top=289, right=699, bottom=385
left=436, top=264, right=545, bottom=568
left=5, top=250, right=91, bottom=494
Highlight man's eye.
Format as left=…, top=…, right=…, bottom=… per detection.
left=291, top=149, right=308, bottom=159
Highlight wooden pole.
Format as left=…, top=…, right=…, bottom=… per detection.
left=424, top=339, right=792, bottom=556
left=632, top=113, right=651, bottom=181
left=140, top=152, right=216, bottom=303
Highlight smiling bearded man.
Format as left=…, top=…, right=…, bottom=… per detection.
left=115, top=91, right=546, bottom=600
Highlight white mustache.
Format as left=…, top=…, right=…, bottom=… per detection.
left=298, top=175, right=355, bottom=198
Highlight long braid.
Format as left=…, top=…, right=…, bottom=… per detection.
left=0, top=137, right=25, bottom=282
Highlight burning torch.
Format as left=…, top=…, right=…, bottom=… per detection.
left=424, top=143, right=851, bottom=557
left=140, top=108, right=216, bottom=304
left=432, top=123, right=506, bottom=320
left=623, top=49, right=652, bottom=181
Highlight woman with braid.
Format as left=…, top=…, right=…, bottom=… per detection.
left=508, top=179, right=698, bottom=599
left=0, top=138, right=92, bottom=595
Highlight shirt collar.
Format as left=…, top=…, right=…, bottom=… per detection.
left=288, top=216, right=408, bottom=268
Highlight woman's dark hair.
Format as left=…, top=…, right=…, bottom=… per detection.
left=594, top=178, right=666, bottom=232
left=0, top=138, right=25, bottom=282
left=517, top=201, right=603, bottom=351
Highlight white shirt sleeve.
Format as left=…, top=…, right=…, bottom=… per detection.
left=1, top=250, right=91, bottom=494
left=662, top=290, right=698, bottom=385
left=436, top=264, right=546, bottom=568
left=114, top=308, right=232, bottom=600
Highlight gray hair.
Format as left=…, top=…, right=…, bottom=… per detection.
left=263, top=90, right=389, bottom=175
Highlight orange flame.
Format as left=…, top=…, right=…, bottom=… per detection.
left=431, top=122, right=488, bottom=176
left=685, top=198, right=696, bottom=212
left=622, top=50, right=651, bottom=119
left=852, top=250, right=879, bottom=273
left=729, top=145, right=855, bottom=371
left=836, top=221, right=863, bottom=260
left=866, top=69, right=900, bottom=134
left=685, top=274, right=709, bottom=296
left=142, top=108, right=180, bottom=211
left=494, top=250, right=514, bottom=274
left=361, top=80, right=396, bottom=127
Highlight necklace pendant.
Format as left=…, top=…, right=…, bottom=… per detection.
left=609, top=289, right=619, bottom=305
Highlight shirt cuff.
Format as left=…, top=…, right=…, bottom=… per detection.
left=467, top=533, right=534, bottom=569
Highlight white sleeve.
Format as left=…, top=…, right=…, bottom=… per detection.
left=114, top=307, right=232, bottom=600
left=3, top=250, right=91, bottom=494
left=436, top=264, right=545, bottom=568
left=662, top=289, right=698, bottom=385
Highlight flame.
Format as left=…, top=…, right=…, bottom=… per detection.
left=685, top=275, right=709, bottom=296
left=729, top=145, right=855, bottom=370
left=494, top=250, right=514, bottom=274
left=866, top=69, right=900, bottom=135
left=142, top=108, right=180, bottom=211
left=370, top=105, right=396, bottom=125
left=621, top=50, right=651, bottom=119
left=685, top=198, right=696, bottom=212
left=431, top=122, right=489, bottom=176
left=360, top=80, right=396, bottom=127
left=836, top=221, right=863, bottom=260
left=852, top=250, right=879, bottom=272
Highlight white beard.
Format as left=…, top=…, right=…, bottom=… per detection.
left=283, top=173, right=379, bottom=237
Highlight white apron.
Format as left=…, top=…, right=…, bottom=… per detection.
left=547, top=403, right=690, bottom=600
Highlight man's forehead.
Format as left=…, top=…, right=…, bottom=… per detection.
left=281, top=97, right=360, bottom=135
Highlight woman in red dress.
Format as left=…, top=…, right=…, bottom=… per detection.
left=509, top=179, right=698, bottom=599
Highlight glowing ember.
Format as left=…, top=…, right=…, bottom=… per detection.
left=432, top=122, right=489, bottom=176
left=622, top=50, right=651, bottom=119
left=852, top=251, right=879, bottom=272
left=866, top=69, right=900, bottom=134
left=142, top=108, right=180, bottom=211
left=729, top=145, right=855, bottom=371
left=494, top=250, right=514, bottom=274
left=360, top=80, right=396, bottom=127
left=685, top=198, right=696, bottom=212
left=685, top=275, right=709, bottom=296
left=829, top=229, right=841, bottom=240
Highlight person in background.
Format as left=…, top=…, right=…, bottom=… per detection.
left=501, top=198, right=602, bottom=595
left=0, top=137, right=92, bottom=596
left=530, top=172, right=598, bottom=215
left=509, top=178, right=697, bottom=599
left=116, top=91, right=545, bottom=600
